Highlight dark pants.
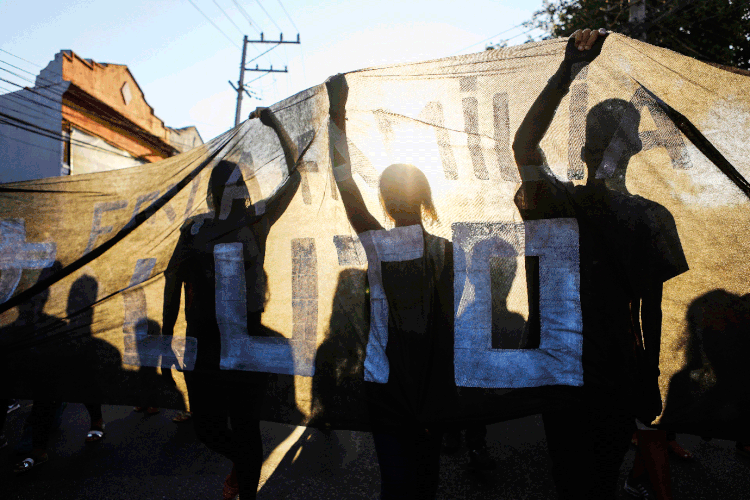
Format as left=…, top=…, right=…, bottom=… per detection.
left=0, top=398, right=8, bottom=434
left=372, top=427, right=443, bottom=500
left=185, top=371, right=264, bottom=500
left=85, top=404, right=103, bottom=423
left=29, top=401, right=64, bottom=451
left=465, top=424, right=487, bottom=450
left=543, top=400, right=634, bottom=500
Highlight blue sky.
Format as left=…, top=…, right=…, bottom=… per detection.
left=1, top=0, right=547, bottom=141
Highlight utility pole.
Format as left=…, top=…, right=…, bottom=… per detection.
left=629, top=0, right=647, bottom=41
left=232, top=35, right=249, bottom=127
left=230, top=33, right=301, bottom=126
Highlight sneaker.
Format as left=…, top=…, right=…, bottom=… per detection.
left=468, top=446, right=497, bottom=471
left=7, top=400, right=20, bottom=414
left=624, top=477, right=653, bottom=499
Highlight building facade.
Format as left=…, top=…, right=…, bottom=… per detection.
left=0, top=50, right=203, bottom=184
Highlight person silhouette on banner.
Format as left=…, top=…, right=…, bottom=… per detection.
left=512, top=28, right=688, bottom=499
left=162, top=107, right=301, bottom=500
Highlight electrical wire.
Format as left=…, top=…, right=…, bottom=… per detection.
left=185, top=0, right=242, bottom=50
left=0, top=129, right=62, bottom=155
left=451, top=21, right=531, bottom=55
left=0, top=49, right=230, bottom=149
left=275, top=0, right=299, bottom=33
left=0, top=113, right=137, bottom=159
left=0, top=89, right=60, bottom=122
left=0, top=77, right=181, bottom=160
left=212, top=0, right=245, bottom=36
left=232, top=0, right=261, bottom=34
left=0, top=77, right=172, bottom=150
left=0, top=49, right=44, bottom=69
left=254, top=0, right=283, bottom=33
left=246, top=43, right=281, bottom=64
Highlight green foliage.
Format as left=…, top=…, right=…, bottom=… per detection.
left=525, top=0, right=750, bottom=69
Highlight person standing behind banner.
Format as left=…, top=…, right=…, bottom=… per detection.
left=162, top=107, right=300, bottom=500
left=327, top=74, right=457, bottom=500
left=512, top=28, right=688, bottom=499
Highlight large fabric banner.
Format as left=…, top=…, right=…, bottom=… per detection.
left=0, top=34, right=748, bottom=438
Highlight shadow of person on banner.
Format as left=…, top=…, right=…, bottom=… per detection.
left=661, top=290, right=750, bottom=441
left=62, top=274, right=122, bottom=403
left=0, top=261, right=66, bottom=398
left=310, top=268, right=369, bottom=428
left=257, top=268, right=371, bottom=497
left=128, top=317, right=186, bottom=412
left=0, top=262, right=67, bottom=458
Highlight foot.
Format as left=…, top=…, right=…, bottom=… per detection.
left=172, top=410, right=192, bottom=423
left=134, top=407, right=160, bottom=415
left=222, top=465, right=240, bottom=500
left=86, top=421, right=105, bottom=443
left=667, top=440, right=694, bottom=460
left=624, top=476, right=653, bottom=499
left=468, top=446, right=497, bottom=471
left=13, top=450, right=49, bottom=475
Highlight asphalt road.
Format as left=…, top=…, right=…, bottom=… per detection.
left=1, top=402, right=749, bottom=499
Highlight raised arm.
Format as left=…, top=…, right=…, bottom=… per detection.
left=326, top=74, right=382, bottom=234
left=513, top=28, right=608, bottom=181
left=249, top=107, right=302, bottom=225
left=251, top=107, right=299, bottom=176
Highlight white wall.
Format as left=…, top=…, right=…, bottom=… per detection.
left=70, top=126, right=146, bottom=174
left=0, top=54, right=68, bottom=184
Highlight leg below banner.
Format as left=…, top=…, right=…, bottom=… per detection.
left=543, top=400, right=634, bottom=500
left=372, top=427, right=443, bottom=500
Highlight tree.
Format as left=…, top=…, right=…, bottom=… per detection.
left=525, top=0, right=750, bottom=70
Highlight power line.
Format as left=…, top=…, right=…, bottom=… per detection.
left=0, top=49, right=219, bottom=154
left=0, top=111, right=128, bottom=157
left=0, top=66, right=37, bottom=85
left=0, top=88, right=61, bottom=122
left=232, top=0, right=261, bottom=34
left=0, top=77, right=178, bottom=156
left=185, top=0, right=242, bottom=50
left=0, top=130, right=62, bottom=155
left=212, top=0, right=245, bottom=36
left=502, top=25, right=543, bottom=45
left=0, top=49, right=44, bottom=68
left=254, top=0, right=283, bottom=32
left=246, top=43, right=281, bottom=64
left=2, top=50, right=216, bottom=137
left=0, top=112, right=137, bottom=159
left=452, top=21, right=530, bottom=55
left=0, top=59, right=64, bottom=94
left=275, top=0, right=299, bottom=33
left=0, top=59, right=48, bottom=82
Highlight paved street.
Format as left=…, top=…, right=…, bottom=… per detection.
left=2, top=401, right=749, bottom=499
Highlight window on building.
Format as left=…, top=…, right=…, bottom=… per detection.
left=121, top=81, right=132, bottom=105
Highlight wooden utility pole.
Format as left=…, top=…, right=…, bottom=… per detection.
left=230, top=33, right=301, bottom=126
left=232, top=35, right=249, bottom=127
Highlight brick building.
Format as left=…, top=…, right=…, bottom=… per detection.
left=0, top=50, right=202, bottom=183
